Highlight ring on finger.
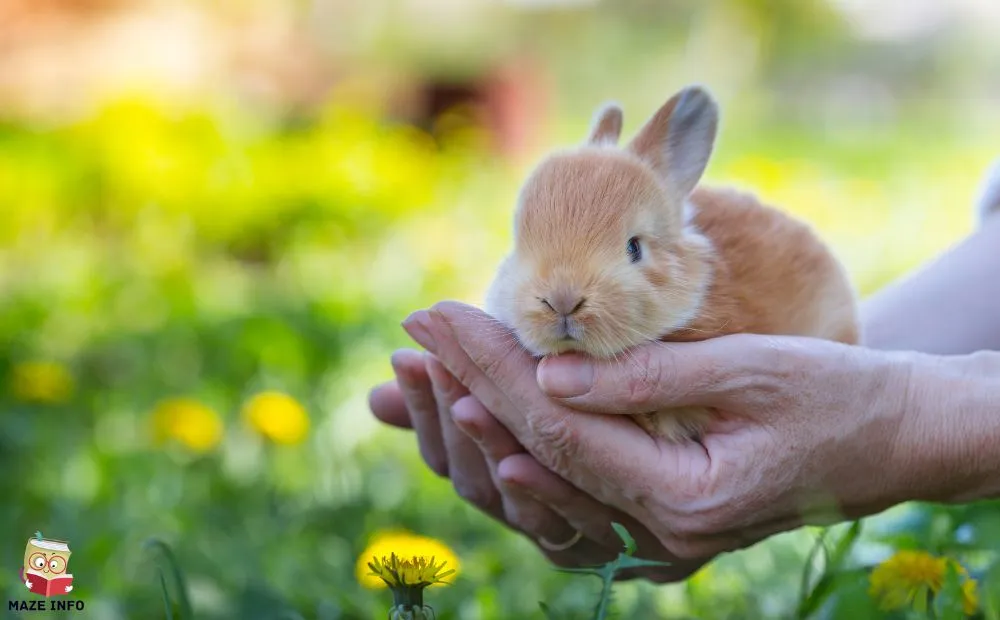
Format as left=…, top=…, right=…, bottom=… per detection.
left=538, top=529, right=584, bottom=552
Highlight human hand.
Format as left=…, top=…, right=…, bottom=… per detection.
left=400, top=301, right=941, bottom=562
left=369, top=350, right=698, bottom=581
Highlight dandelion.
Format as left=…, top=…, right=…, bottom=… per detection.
left=357, top=531, right=458, bottom=620
left=242, top=391, right=309, bottom=445
left=10, top=361, right=75, bottom=404
left=152, top=398, right=224, bottom=453
left=869, top=550, right=978, bottom=615
left=367, top=553, right=455, bottom=618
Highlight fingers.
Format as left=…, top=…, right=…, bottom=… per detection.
left=497, top=453, right=640, bottom=554
left=449, top=394, right=521, bottom=477
left=449, top=395, right=592, bottom=560
left=368, top=381, right=414, bottom=429
left=425, top=355, right=505, bottom=521
left=403, top=304, right=536, bottom=429
left=403, top=303, right=662, bottom=496
left=535, top=335, right=773, bottom=414
left=498, top=453, right=704, bottom=580
left=391, top=349, right=448, bottom=477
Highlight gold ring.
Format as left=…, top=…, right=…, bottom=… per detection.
left=538, top=529, right=584, bottom=551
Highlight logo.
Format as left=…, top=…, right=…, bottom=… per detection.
left=8, top=532, right=84, bottom=613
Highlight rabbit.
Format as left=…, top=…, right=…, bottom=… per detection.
left=482, top=85, right=860, bottom=442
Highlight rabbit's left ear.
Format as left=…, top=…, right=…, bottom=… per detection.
left=628, top=86, right=718, bottom=198
left=586, top=102, right=624, bottom=145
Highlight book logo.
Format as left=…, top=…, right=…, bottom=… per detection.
left=7, top=532, right=84, bottom=612
left=20, top=532, right=74, bottom=597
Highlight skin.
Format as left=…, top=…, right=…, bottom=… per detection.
left=368, top=214, right=1000, bottom=582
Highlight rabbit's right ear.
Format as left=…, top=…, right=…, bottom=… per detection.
left=586, top=103, right=624, bottom=146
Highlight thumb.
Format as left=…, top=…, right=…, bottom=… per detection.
left=536, top=334, right=774, bottom=414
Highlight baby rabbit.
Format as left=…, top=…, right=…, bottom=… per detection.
left=484, top=85, right=860, bottom=442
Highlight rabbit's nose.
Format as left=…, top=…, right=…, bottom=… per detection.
left=541, top=292, right=586, bottom=317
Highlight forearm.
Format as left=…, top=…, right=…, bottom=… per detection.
left=888, top=350, right=1000, bottom=506
left=861, top=216, right=1000, bottom=355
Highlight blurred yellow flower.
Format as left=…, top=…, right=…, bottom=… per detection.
left=869, top=550, right=978, bottom=615
left=10, top=361, right=75, bottom=404
left=356, top=531, right=460, bottom=590
left=152, top=398, right=224, bottom=453
left=242, top=391, right=309, bottom=445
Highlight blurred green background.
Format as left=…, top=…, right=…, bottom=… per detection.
left=1, top=0, right=999, bottom=618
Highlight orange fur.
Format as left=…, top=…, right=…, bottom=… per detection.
left=483, top=86, right=860, bottom=442
left=671, top=186, right=859, bottom=345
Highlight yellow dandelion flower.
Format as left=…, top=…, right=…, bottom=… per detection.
left=368, top=553, right=455, bottom=588
left=367, top=553, right=455, bottom=615
left=242, top=391, right=309, bottom=445
left=869, top=550, right=978, bottom=615
left=152, top=398, right=224, bottom=453
left=356, top=531, right=460, bottom=590
left=10, top=361, right=75, bottom=404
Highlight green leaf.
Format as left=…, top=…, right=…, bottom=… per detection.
left=798, top=528, right=831, bottom=615
left=611, top=523, right=637, bottom=556
left=980, top=555, right=1000, bottom=620
left=798, top=567, right=872, bottom=619
left=797, top=523, right=862, bottom=619
left=828, top=521, right=862, bottom=569
left=615, top=555, right=673, bottom=570
left=933, top=561, right=967, bottom=620
left=555, top=567, right=604, bottom=577
left=143, top=538, right=193, bottom=620
left=158, top=569, right=174, bottom=620
left=34, top=530, right=43, bottom=541
left=817, top=568, right=885, bottom=620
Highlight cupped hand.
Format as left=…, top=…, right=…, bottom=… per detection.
left=399, top=301, right=923, bottom=562
left=369, top=350, right=696, bottom=581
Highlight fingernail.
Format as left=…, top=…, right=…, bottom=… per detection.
left=402, top=311, right=437, bottom=354
left=537, top=355, right=594, bottom=398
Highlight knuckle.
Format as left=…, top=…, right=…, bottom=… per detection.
left=527, top=411, right=578, bottom=471
left=477, top=348, right=513, bottom=385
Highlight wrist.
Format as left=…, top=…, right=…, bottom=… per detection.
left=887, top=351, right=1000, bottom=505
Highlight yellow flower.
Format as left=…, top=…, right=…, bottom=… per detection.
left=367, top=553, right=455, bottom=588
left=356, top=531, right=460, bottom=590
left=10, top=361, right=75, bottom=404
left=242, top=391, right=309, bottom=444
left=869, top=550, right=978, bottom=615
left=962, top=578, right=979, bottom=614
left=152, top=398, right=224, bottom=452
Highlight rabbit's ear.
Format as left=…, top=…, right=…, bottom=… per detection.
left=628, top=86, right=718, bottom=198
left=586, top=102, right=624, bottom=145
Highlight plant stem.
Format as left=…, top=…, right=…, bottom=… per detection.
left=594, top=562, right=618, bottom=620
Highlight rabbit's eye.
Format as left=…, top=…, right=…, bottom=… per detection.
left=626, top=237, right=642, bottom=263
